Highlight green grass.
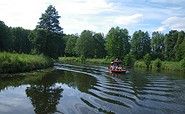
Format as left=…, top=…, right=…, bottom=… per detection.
left=134, top=59, right=185, bottom=71
left=0, top=52, right=53, bottom=73
left=59, top=57, right=111, bottom=64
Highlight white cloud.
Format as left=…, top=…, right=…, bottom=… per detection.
left=114, top=14, right=143, bottom=25
left=157, top=17, right=185, bottom=31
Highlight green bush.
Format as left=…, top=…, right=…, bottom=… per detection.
left=144, top=53, right=151, bottom=68
left=151, top=58, right=161, bottom=69
left=134, top=60, right=146, bottom=68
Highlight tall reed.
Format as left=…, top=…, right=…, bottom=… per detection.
left=0, top=52, right=53, bottom=73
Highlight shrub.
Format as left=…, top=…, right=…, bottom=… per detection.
left=151, top=58, right=161, bottom=69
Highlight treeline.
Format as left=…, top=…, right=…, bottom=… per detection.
left=1, top=5, right=185, bottom=67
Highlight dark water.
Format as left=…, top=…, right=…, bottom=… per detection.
left=0, top=63, right=185, bottom=114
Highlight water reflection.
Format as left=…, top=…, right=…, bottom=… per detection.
left=1, top=64, right=185, bottom=114
left=25, top=71, right=64, bottom=114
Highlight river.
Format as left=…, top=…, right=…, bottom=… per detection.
left=0, top=63, right=185, bottom=114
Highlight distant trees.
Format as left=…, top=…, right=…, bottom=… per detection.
left=105, top=27, right=130, bottom=59
left=164, top=30, right=185, bottom=61
left=75, top=30, right=95, bottom=58
left=0, top=21, right=12, bottom=52
left=130, top=30, right=151, bottom=60
left=11, top=27, right=31, bottom=53
left=93, top=33, right=106, bottom=58
left=64, top=35, right=78, bottom=57
left=151, top=31, right=165, bottom=60
left=1, top=4, right=185, bottom=63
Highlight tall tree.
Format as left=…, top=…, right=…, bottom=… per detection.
left=131, top=30, right=151, bottom=60
left=0, top=21, right=13, bottom=52
left=75, top=30, right=95, bottom=58
left=11, top=27, right=31, bottom=53
left=93, top=33, right=106, bottom=58
left=65, top=35, right=78, bottom=56
left=105, top=27, right=130, bottom=59
left=174, top=31, right=185, bottom=61
left=164, top=30, right=178, bottom=61
left=36, top=5, right=63, bottom=34
left=151, top=31, right=165, bottom=60
left=33, top=5, right=64, bottom=58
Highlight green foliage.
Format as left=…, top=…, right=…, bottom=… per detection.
left=30, top=29, right=64, bottom=59
left=64, top=35, right=78, bottom=56
left=131, top=30, right=151, bottom=60
left=36, top=5, right=63, bottom=34
left=151, top=58, right=161, bottom=69
left=75, top=30, right=95, bottom=58
left=105, top=27, right=130, bottom=59
left=0, top=52, right=53, bottom=73
left=151, top=31, right=165, bottom=60
left=11, top=27, right=31, bottom=53
left=123, top=53, right=135, bottom=66
left=0, top=21, right=13, bottom=51
left=144, top=53, right=151, bottom=68
left=93, top=33, right=107, bottom=58
left=134, top=60, right=146, bottom=68
left=59, top=57, right=111, bottom=64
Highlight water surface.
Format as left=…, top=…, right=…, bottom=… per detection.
left=0, top=63, right=185, bottom=114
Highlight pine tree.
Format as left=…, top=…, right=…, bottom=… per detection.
left=36, top=5, right=63, bottom=34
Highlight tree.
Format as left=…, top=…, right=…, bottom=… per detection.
left=11, top=27, right=31, bottom=53
left=36, top=5, right=63, bottom=34
left=151, top=31, right=165, bottom=60
left=105, top=27, right=130, bottom=59
left=174, top=31, right=185, bottom=61
left=144, top=53, right=151, bottom=68
left=30, top=29, right=63, bottom=58
left=65, top=35, right=78, bottom=56
left=0, top=21, right=13, bottom=52
left=93, top=33, right=106, bottom=58
left=75, top=30, right=95, bottom=58
left=130, top=30, right=151, bottom=60
left=33, top=5, right=64, bottom=58
left=164, top=30, right=178, bottom=61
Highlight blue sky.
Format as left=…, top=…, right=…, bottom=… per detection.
left=0, top=0, right=185, bottom=36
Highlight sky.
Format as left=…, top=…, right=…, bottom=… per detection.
left=0, top=0, right=185, bottom=36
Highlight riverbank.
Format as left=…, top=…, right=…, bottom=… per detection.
left=0, top=52, right=53, bottom=74
left=59, top=57, right=185, bottom=72
left=134, top=59, right=185, bottom=71
left=59, top=57, right=111, bottom=64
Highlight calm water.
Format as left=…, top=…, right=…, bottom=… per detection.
left=0, top=63, right=185, bottom=114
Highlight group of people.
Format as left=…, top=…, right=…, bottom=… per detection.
left=110, top=59, right=124, bottom=71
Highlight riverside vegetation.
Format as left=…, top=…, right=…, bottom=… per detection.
left=0, top=52, right=53, bottom=74
left=1, top=5, right=185, bottom=74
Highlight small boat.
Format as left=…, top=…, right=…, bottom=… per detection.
left=108, top=60, right=126, bottom=73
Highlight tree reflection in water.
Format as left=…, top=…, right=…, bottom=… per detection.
left=26, top=71, right=64, bottom=114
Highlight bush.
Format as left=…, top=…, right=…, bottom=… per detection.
left=134, top=60, right=146, bottom=68
left=124, top=53, right=135, bottom=66
left=151, top=58, right=161, bottom=69
left=144, top=53, right=151, bottom=68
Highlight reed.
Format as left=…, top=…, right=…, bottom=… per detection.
left=134, top=58, right=185, bottom=71
left=0, top=52, right=53, bottom=73
left=59, top=57, right=111, bottom=64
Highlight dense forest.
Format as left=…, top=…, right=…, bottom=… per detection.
left=1, top=5, right=185, bottom=66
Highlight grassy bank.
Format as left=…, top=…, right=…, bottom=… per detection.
left=59, top=57, right=111, bottom=64
left=134, top=59, right=185, bottom=71
left=59, top=57, right=185, bottom=71
left=0, top=52, right=53, bottom=74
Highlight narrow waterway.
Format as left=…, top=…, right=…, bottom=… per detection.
left=0, top=63, right=185, bottom=114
